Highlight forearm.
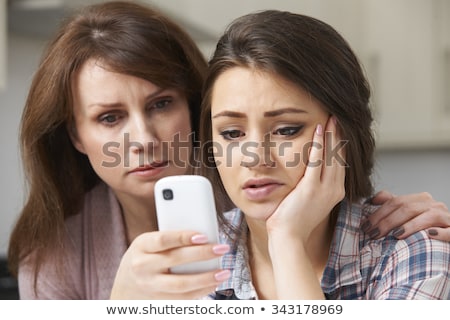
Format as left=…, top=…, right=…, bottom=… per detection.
left=269, top=235, right=325, bottom=300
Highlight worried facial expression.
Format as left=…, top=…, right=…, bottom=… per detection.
left=211, top=67, right=330, bottom=220
left=70, top=59, right=192, bottom=202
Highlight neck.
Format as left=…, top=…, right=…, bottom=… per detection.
left=246, top=221, right=275, bottom=299
left=246, top=216, right=334, bottom=298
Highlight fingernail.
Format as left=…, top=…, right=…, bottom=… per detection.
left=332, top=116, right=337, bottom=125
left=392, top=227, right=405, bottom=238
left=369, top=228, right=380, bottom=238
left=316, top=124, right=323, bottom=136
left=191, top=234, right=208, bottom=244
left=361, top=220, right=372, bottom=232
left=428, top=229, right=438, bottom=236
left=214, top=270, right=231, bottom=282
left=212, top=244, right=230, bottom=255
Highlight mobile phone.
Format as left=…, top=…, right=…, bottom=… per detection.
left=154, top=175, right=221, bottom=274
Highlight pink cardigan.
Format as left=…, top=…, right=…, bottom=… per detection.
left=18, top=182, right=128, bottom=299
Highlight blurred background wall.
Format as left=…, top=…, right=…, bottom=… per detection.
left=0, top=0, right=449, bottom=260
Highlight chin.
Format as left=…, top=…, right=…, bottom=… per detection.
left=131, top=183, right=156, bottom=198
left=165, top=166, right=190, bottom=177
left=240, top=201, right=279, bottom=221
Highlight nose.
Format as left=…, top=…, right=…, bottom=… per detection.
left=240, top=133, right=275, bottom=168
left=127, top=115, right=159, bottom=155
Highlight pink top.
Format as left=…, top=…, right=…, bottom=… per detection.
left=18, top=182, right=128, bottom=299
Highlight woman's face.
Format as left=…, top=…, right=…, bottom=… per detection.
left=71, top=59, right=192, bottom=202
left=211, top=67, right=329, bottom=220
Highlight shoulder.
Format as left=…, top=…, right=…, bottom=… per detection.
left=372, top=231, right=450, bottom=299
left=327, top=201, right=450, bottom=299
left=382, top=230, right=450, bottom=268
left=18, top=182, right=126, bottom=299
left=65, top=181, right=118, bottom=230
left=357, top=200, right=450, bottom=283
left=64, top=179, right=127, bottom=265
left=18, top=251, right=80, bottom=299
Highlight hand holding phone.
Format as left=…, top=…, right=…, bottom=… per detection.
left=154, top=175, right=221, bottom=274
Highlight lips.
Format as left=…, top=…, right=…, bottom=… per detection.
left=242, top=178, right=283, bottom=201
left=243, top=178, right=281, bottom=189
left=129, top=161, right=169, bottom=174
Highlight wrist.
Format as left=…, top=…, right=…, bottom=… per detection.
left=268, top=231, right=307, bottom=259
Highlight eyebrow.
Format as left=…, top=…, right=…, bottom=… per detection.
left=263, top=107, right=308, bottom=117
left=212, top=110, right=246, bottom=119
left=87, top=88, right=166, bottom=108
left=212, top=107, right=307, bottom=119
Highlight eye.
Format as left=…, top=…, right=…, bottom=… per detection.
left=151, top=98, right=172, bottom=111
left=220, top=129, right=245, bottom=140
left=273, top=125, right=304, bottom=136
left=98, top=113, right=120, bottom=126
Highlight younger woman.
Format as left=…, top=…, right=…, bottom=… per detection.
left=200, top=10, right=450, bottom=299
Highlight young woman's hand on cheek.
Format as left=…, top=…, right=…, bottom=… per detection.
left=267, top=116, right=346, bottom=243
left=266, top=116, right=345, bottom=299
left=110, top=230, right=230, bottom=299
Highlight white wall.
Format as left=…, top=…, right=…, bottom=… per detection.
left=0, top=0, right=6, bottom=90
left=374, top=150, right=450, bottom=207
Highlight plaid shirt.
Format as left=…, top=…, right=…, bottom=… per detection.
left=207, top=200, right=450, bottom=300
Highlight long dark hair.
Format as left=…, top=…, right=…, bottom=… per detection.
left=200, top=10, right=375, bottom=234
left=8, top=1, right=207, bottom=280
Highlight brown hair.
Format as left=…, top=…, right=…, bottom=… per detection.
left=200, top=10, right=375, bottom=232
left=8, top=1, right=207, bottom=280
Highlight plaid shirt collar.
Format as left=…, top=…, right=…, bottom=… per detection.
left=214, top=208, right=257, bottom=299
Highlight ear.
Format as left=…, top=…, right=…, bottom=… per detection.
left=67, top=123, right=86, bottom=154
